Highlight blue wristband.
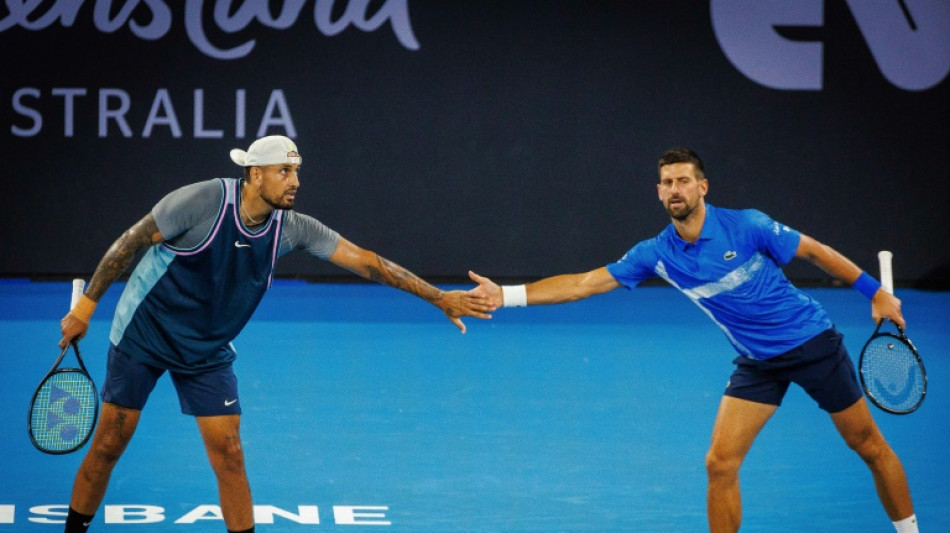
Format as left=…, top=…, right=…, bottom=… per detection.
left=852, top=272, right=881, bottom=300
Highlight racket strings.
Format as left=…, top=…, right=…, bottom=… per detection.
left=861, top=337, right=924, bottom=411
left=30, top=371, right=97, bottom=451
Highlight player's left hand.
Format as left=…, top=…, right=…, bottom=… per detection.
left=872, top=288, right=905, bottom=330
left=438, top=289, right=493, bottom=334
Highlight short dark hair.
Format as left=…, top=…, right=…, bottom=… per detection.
left=658, top=147, right=705, bottom=177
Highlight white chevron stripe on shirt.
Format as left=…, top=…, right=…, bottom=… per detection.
left=654, top=254, right=766, bottom=358
left=681, top=253, right=766, bottom=300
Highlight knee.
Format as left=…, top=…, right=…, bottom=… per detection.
left=90, top=428, right=132, bottom=466
left=207, top=434, right=246, bottom=475
left=845, top=426, right=889, bottom=465
left=705, top=449, right=741, bottom=481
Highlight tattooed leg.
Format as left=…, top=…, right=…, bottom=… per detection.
left=70, top=403, right=141, bottom=514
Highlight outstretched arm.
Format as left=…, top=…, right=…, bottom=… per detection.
left=469, top=266, right=621, bottom=311
left=328, top=237, right=492, bottom=333
left=795, top=233, right=904, bottom=328
left=59, top=213, right=165, bottom=348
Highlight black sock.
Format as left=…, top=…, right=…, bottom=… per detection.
left=64, top=507, right=95, bottom=533
left=227, top=528, right=255, bottom=533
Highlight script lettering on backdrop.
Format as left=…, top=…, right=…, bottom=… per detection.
left=2, top=0, right=419, bottom=138
left=0, top=0, right=419, bottom=59
left=711, top=0, right=950, bottom=91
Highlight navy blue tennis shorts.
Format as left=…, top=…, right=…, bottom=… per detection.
left=724, top=329, right=862, bottom=413
left=102, top=344, right=242, bottom=416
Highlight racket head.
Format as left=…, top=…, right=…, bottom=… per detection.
left=858, top=324, right=926, bottom=415
left=28, top=345, right=100, bottom=454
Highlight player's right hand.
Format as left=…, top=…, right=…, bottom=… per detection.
left=59, top=313, right=89, bottom=349
left=467, top=271, right=503, bottom=311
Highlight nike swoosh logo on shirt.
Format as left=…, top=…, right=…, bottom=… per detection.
left=234, top=241, right=251, bottom=248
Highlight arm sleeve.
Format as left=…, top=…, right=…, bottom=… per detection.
left=279, top=211, right=341, bottom=260
left=151, top=179, right=224, bottom=244
left=746, top=209, right=801, bottom=265
left=605, top=241, right=656, bottom=289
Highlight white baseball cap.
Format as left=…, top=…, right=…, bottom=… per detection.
left=230, top=135, right=302, bottom=167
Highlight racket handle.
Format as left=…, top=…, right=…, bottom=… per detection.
left=71, top=279, right=86, bottom=310
left=877, top=250, right=894, bottom=294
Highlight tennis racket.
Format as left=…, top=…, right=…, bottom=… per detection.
left=858, top=251, right=926, bottom=415
left=28, top=279, right=100, bottom=454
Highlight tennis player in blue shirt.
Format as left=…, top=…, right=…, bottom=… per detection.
left=468, top=147, right=918, bottom=533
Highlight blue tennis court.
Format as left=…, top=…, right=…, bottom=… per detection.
left=2, top=280, right=948, bottom=532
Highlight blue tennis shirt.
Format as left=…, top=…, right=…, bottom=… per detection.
left=110, top=179, right=284, bottom=373
left=607, top=204, right=832, bottom=360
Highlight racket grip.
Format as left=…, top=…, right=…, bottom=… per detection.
left=71, top=279, right=86, bottom=310
left=877, top=251, right=893, bottom=294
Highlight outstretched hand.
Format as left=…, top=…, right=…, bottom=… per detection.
left=438, top=289, right=493, bottom=334
left=467, top=271, right=503, bottom=311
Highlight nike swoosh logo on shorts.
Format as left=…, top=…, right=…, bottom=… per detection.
left=225, top=399, right=238, bottom=406
left=234, top=241, right=251, bottom=248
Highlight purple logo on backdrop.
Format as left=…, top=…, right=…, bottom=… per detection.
left=0, top=0, right=419, bottom=59
left=711, top=0, right=950, bottom=91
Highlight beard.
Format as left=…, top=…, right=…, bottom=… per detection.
left=262, top=190, right=296, bottom=210
left=665, top=198, right=695, bottom=221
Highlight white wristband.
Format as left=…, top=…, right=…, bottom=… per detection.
left=501, top=285, right=527, bottom=308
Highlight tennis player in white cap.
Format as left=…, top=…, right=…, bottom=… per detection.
left=58, top=135, right=492, bottom=533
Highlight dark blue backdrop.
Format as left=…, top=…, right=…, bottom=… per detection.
left=2, top=1, right=948, bottom=286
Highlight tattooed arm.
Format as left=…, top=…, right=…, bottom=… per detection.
left=59, top=214, right=165, bottom=347
left=327, top=237, right=491, bottom=333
